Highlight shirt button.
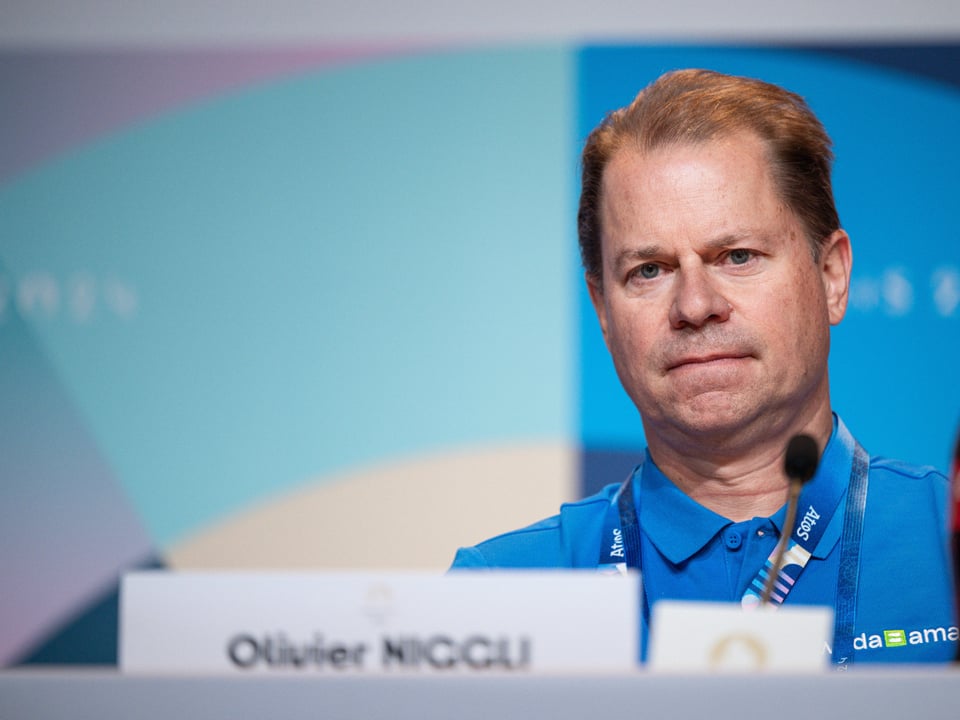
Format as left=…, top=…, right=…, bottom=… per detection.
left=723, top=529, right=742, bottom=550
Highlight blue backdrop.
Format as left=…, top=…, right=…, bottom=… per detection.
left=1, top=42, right=957, bottom=666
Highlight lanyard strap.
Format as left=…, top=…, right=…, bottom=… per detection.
left=831, top=441, right=869, bottom=668
left=598, top=437, right=870, bottom=666
left=597, top=475, right=641, bottom=575
left=741, top=455, right=848, bottom=609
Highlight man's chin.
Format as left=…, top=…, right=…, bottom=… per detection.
left=647, top=396, right=765, bottom=444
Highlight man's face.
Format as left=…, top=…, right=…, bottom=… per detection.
left=588, top=131, right=850, bottom=450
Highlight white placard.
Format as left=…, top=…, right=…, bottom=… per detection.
left=648, top=601, right=834, bottom=673
left=119, top=570, right=639, bottom=674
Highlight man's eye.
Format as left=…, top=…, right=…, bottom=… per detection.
left=728, top=249, right=752, bottom=265
left=637, top=263, right=660, bottom=279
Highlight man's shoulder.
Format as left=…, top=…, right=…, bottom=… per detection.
left=862, top=453, right=950, bottom=530
left=450, top=484, right=621, bottom=569
left=867, top=455, right=949, bottom=496
left=869, top=455, right=947, bottom=483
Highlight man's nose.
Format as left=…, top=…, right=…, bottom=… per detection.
left=668, top=266, right=732, bottom=329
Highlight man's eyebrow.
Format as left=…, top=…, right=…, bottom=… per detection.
left=611, top=245, right=661, bottom=273
left=702, top=232, right=760, bottom=251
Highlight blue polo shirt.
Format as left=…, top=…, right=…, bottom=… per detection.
left=451, top=416, right=957, bottom=664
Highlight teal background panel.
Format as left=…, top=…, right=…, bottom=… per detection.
left=0, top=46, right=575, bottom=549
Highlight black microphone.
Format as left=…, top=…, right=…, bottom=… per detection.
left=760, top=434, right=820, bottom=605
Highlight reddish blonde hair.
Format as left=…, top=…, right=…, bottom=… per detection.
left=578, top=69, right=839, bottom=282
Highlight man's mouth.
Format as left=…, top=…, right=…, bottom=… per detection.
left=666, top=352, right=752, bottom=372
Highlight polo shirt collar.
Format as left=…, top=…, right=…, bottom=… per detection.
left=638, top=453, right=730, bottom=564
left=638, top=414, right=854, bottom=565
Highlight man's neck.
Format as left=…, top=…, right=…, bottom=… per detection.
left=645, top=412, right=834, bottom=522
left=656, top=453, right=793, bottom=521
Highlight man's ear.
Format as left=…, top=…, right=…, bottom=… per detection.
left=820, top=229, right=852, bottom=326
left=586, top=272, right=610, bottom=345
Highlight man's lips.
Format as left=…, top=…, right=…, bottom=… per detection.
left=666, top=353, right=752, bottom=371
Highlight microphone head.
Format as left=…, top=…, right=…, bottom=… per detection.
left=785, top=434, right=819, bottom=484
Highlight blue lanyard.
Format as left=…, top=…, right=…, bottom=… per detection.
left=832, top=439, right=869, bottom=669
left=598, top=433, right=870, bottom=667
left=597, top=476, right=642, bottom=575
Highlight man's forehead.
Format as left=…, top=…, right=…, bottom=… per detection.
left=596, top=132, right=799, bottom=270
left=599, top=132, right=777, bottom=214
left=604, top=130, right=770, bottom=175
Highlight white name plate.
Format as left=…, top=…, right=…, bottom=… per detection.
left=648, top=601, right=834, bottom=673
left=119, top=571, right=639, bottom=674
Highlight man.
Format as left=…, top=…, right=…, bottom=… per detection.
left=451, top=69, right=956, bottom=665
